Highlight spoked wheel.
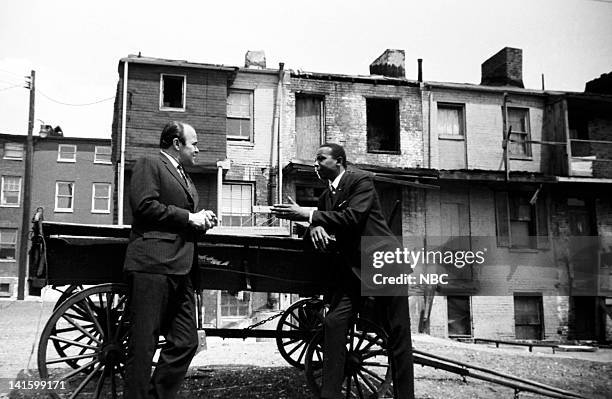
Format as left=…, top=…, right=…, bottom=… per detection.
left=38, top=283, right=129, bottom=398
left=53, top=285, right=84, bottom=310
left=275, top=297, right=325, bottom=369
left=304, top=318, right=393, bottom=398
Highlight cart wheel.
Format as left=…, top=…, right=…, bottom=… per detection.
left=304, top=318, right=393, bottom=398
left=53, top=285, right=84, bottom=310
left=38, top=283, right=129, bottom=398
left=276, top=297, right=325, bottom=369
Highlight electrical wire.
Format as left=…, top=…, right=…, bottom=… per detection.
left=0, top=84, right=23, bottom=92
left=37, top=89, right=114, bottom=107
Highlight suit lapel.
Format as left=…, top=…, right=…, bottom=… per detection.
left=159, top=153, right=195, bottom=204
left=331, top=172, right=349, bottom=209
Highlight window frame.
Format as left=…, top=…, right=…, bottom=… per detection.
left=94, top=146, right=112, bottom=164
left=366, top=97, right=401, bottom=154
left=91, top=183, right=111, bottom=214
left=57, top=144, right=77, bottom=163
left=159, top=73, right=186, bottom=111
left=437, top=103, right=466, bottom=139
left=226, top=89, right=254, bottom=142
left=220, top=290, right=252, bottom=318
left=0, top=228, right=17, bottom=262
left=3, top=142, right=24, bottom=160
left=0, top=175, right=21, bottom=207
left=495, top=190, right=549, bottom=250
left=221, top=182, right=254, bottom=227
left=55, top=181, right=75, bottom=213
left=506, top=107, right=532, bottom=159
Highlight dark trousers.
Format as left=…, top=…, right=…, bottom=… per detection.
left=124, top=272, right=198, bottom=399
left=321, top=292, right=414, bottom=399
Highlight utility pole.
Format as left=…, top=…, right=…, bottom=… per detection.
left=17, top=70, right=35, bottom=300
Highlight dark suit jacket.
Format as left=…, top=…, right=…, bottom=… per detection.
left=124, top=152, right=200, bottom=275
left=310, top=169, right=400, bottom=289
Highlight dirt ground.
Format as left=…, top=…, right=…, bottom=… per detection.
left=1, top=299, right=611, bottom=398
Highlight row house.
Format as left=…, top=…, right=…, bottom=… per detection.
left=0, top=132, right=114, bottom=298
left=111, top=49, right=612, bottom=341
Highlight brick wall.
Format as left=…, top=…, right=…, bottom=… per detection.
left=282, top=77, right=423, bottom=169
left=427, top=89, right=546, bottom=173
left=0, top=136, right=25, bottom=290
left=32, top=138, right=114, bottom=224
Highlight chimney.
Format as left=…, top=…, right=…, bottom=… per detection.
left=585, top=71, right=612, bottom=94
left=481, top=47, right=524, bottom=88
left=245, top=50, right=266, bottom=69
left=370, top=49, right=405, bottom=78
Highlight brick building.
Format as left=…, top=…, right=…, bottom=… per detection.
left=111, top=49, right=612, bottom=340
left=0, top=132, right=114, bottom=298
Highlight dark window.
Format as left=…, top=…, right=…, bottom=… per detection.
left=447, top=296, right=471, bottom=336
left=0, top=283, right=9, bottom=293
left=495, top=190, right=548, bottom=249
left=0, top=229, right=17, bottom=260
left=507, top=108, right=531, bottom=157
left=161, top=74, right=185, bottom=109
left=514, top=294, right=543, bottom=340
left=366, top=98, right=400, bottom=153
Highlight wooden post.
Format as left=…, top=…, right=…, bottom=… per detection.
left=17, top=70, right=35, bottom=300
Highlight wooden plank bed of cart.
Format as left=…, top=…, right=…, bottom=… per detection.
left=28, top=214, right=394, bottom=399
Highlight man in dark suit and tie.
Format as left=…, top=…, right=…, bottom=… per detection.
left=273, top=143, right=414, bottom=399
left=123, top=121, right=216, bottom=399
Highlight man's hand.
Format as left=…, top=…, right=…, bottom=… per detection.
left=309, top=225, right=334, bottom=251
left=271, top=204, right=310, bottom=221
left=189, top=209, right=218, bottom=230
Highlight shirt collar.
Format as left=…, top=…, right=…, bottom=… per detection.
left=160, top=150, right=181, bottom=169
left=329, top=170, right=345, bottom=190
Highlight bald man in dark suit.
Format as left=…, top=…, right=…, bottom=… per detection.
left=273, top=143, right=414, bottom=399
left=123, top=121, right=216, bottom=399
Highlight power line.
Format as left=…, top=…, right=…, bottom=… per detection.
left=0, top=84, right=23, bottom=92
left=0, top=68, right=25, bottom=78
left=37, top=89, right=114, bottom=106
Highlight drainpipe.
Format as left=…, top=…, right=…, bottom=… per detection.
left=270, top=63, right=285, bottom=204
left=277, top=63, right=285, bottom=204
left=118, top=60, right=128, bottom=225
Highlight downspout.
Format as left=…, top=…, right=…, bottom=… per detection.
left=217, top=161, right=223, bottom=225
left=277, top=63, right=285, bottom=204
left=270, top=63, right=285, bottom=204
left=118, top=60, right=128, bottom=225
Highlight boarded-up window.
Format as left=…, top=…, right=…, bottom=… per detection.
left=3, top=143, right=23, bottom=160
left=514, top=295, right=543, bottom=340
left=367, top=98, right=400, bottom=153
left=295, top=95, right=324, bottom=160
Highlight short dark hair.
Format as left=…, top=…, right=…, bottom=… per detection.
left=159, top=121, right=186, bottom=149
left=320, top=142, right=347, bottom=167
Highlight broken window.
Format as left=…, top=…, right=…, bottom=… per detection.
left=495, top=190, right=549, bottom=249
left=437, top=103, right=464, bottom=137
left=366, top=98, right=400, bottom=153
left=295, top=94, right=324, bottom=159
left=507, top=107, right=531, bottom=157
left=514, top=294, right=543, bottom=340
left=227, top=90, right=253, bottom=140
left=160, top=74, right=185, bottom=110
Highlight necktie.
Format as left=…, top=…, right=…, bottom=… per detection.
left=177, top=165, right=189, bottom=188
left=330, top=185, right=336, bottom=196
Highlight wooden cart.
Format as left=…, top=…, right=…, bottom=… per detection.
left=28, top=213, right=393, bottom=398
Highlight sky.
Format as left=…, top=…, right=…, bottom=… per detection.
left=0, top=0, right=611, bottom=139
